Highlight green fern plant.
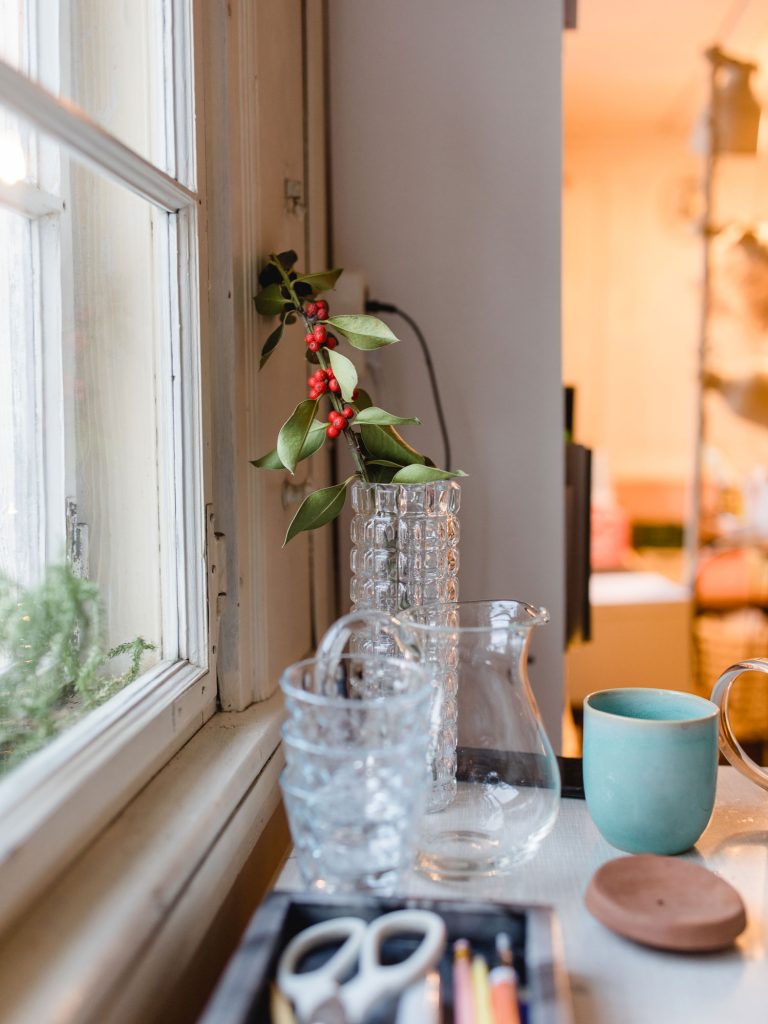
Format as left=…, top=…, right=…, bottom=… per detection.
left=0, top=564, right=155, bottom=774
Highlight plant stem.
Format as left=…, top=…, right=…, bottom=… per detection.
left=271, top=255, right=371, bottom=483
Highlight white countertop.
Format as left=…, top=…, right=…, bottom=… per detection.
left=278, top=767, right=768, bottom=1024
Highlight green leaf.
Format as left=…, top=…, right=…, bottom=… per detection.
left=258, top=262, right=282, bottom=288
left=251, top=420, right=326, bottom=469
left=259, top=319, right=285, bottom=369
left=294, top=268, right=343, bottom=293
left=367, top=464, right=398, bottom=483
left=354, top=406, right=421, bottom=427
left=326, top=314, right=400, bottom=350
left=277, top=399, right=319, bottom=475
left=275, top=250, right=299, bottom=271
left=360, top=425, right=426, bottom=467
left=353, top=388, right=373, bottom=411
left=328, top=350, right=358, bottom=401
left=391, top=465, right=468, bottom=483
left=255, top=283, right=289, bottom=316
left=285, top=478, right=352, bottom=544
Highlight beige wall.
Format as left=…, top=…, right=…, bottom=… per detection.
left=327, top=0, right=565, bottom=745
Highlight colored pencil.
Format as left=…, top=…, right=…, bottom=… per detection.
left=471, top=953, right=495, bottom=1024
left=453, top=938, right=476, bottom=1024
left=490, top=932, right=522, bottom=1024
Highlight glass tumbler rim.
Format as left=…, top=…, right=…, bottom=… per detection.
left=279, top=651, right=433, bottom=710
left=399, top=598, right=549, bottom=634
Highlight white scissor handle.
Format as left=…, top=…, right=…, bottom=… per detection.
left=277, top=916, right=366, bottom=1023
left=341, top=910, right=447, bottom=1024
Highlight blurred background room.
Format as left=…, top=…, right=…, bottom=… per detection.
left=563, top=0, right=768, bottom=759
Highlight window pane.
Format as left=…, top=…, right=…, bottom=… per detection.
left=0, top=114, right=197, bottom=771
left=1, top=0, right=193, bottom=183
left=67, top=0, right=188, bottom=178
left=68, top=159, right=168, bottom=663
left=0, top=205, right=39, bottom=588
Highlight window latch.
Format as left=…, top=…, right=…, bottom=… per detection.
left=66, top=499, right=89, bottom=578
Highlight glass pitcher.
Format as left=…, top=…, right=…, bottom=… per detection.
left=317, top=600, right=561, bottom=881
left=711, top=657, right=768, bottom=791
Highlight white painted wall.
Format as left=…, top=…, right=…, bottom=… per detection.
left=327, top=0, right=565, bottom=745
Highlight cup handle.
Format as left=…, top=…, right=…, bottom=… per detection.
left=316, top=609, right=420, bottom=662
left=710, top=657, right=768, bottom=792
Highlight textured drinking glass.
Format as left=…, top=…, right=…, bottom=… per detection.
left=401, top=601, right=560, bottom=879
left=279, top=653, right=433, bottom=894
left=349, top=481, right=460, bottom=630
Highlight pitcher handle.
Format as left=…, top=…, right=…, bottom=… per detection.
left=316, top=609, right=419, bottom=663
left=710, top=658, right=768, bottom=793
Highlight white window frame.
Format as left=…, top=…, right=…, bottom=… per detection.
left=0, top=5, right=216, bottom=931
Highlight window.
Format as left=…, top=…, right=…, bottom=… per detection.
left=0, top=0, right=213, bottom=928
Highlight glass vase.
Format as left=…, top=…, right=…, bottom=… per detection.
left=349, top=479, right=460, bottom=615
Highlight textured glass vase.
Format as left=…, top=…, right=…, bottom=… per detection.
left=349, top=480, right=460, bottom=615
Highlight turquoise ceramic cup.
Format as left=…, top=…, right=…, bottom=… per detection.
left=583, top=688, right=719, bottom=855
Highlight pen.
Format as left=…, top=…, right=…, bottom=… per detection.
left=471, top=953, right=495, bottom=1024
left=453, top=938, right=475, bottom=1024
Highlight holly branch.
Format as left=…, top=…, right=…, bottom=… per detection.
left=252, top=251, right=465, bottom=543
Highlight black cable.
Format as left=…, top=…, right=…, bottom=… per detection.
left=365, top=299, right=452, bottom=471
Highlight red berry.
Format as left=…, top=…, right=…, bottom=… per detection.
left=305, top=301, right=318, bottom=317
left=308, top=341, right=320, bottom=352
left=305, top=333, right=314, bottom=346
left=326, top=425, right=340, bottom=439
left=313, top=324, right=327, bottom=343
left=329, top=379, right=340, bottom=393
left=343, top=407, right=354, bottom=419
left=352, top=388, right=359, bottom=400
left=326, top=335, right=337, bottom=350
left=308, top=388, right=318, bottom=399
left=316, top=300, right=329, bottom=319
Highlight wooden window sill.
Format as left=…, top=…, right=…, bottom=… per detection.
left=0, top=693, right=286, bottom=1024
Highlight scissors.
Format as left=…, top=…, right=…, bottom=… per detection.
left=276, top=908, right=447, bottom=1024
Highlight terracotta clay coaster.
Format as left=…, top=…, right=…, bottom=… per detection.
left=585, top=854, right=747, bottom=952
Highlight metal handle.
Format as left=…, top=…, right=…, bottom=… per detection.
left=710, top=657, right=768, bottom=792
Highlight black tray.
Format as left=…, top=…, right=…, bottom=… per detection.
left=199, top=891, right=573, bottom=1024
